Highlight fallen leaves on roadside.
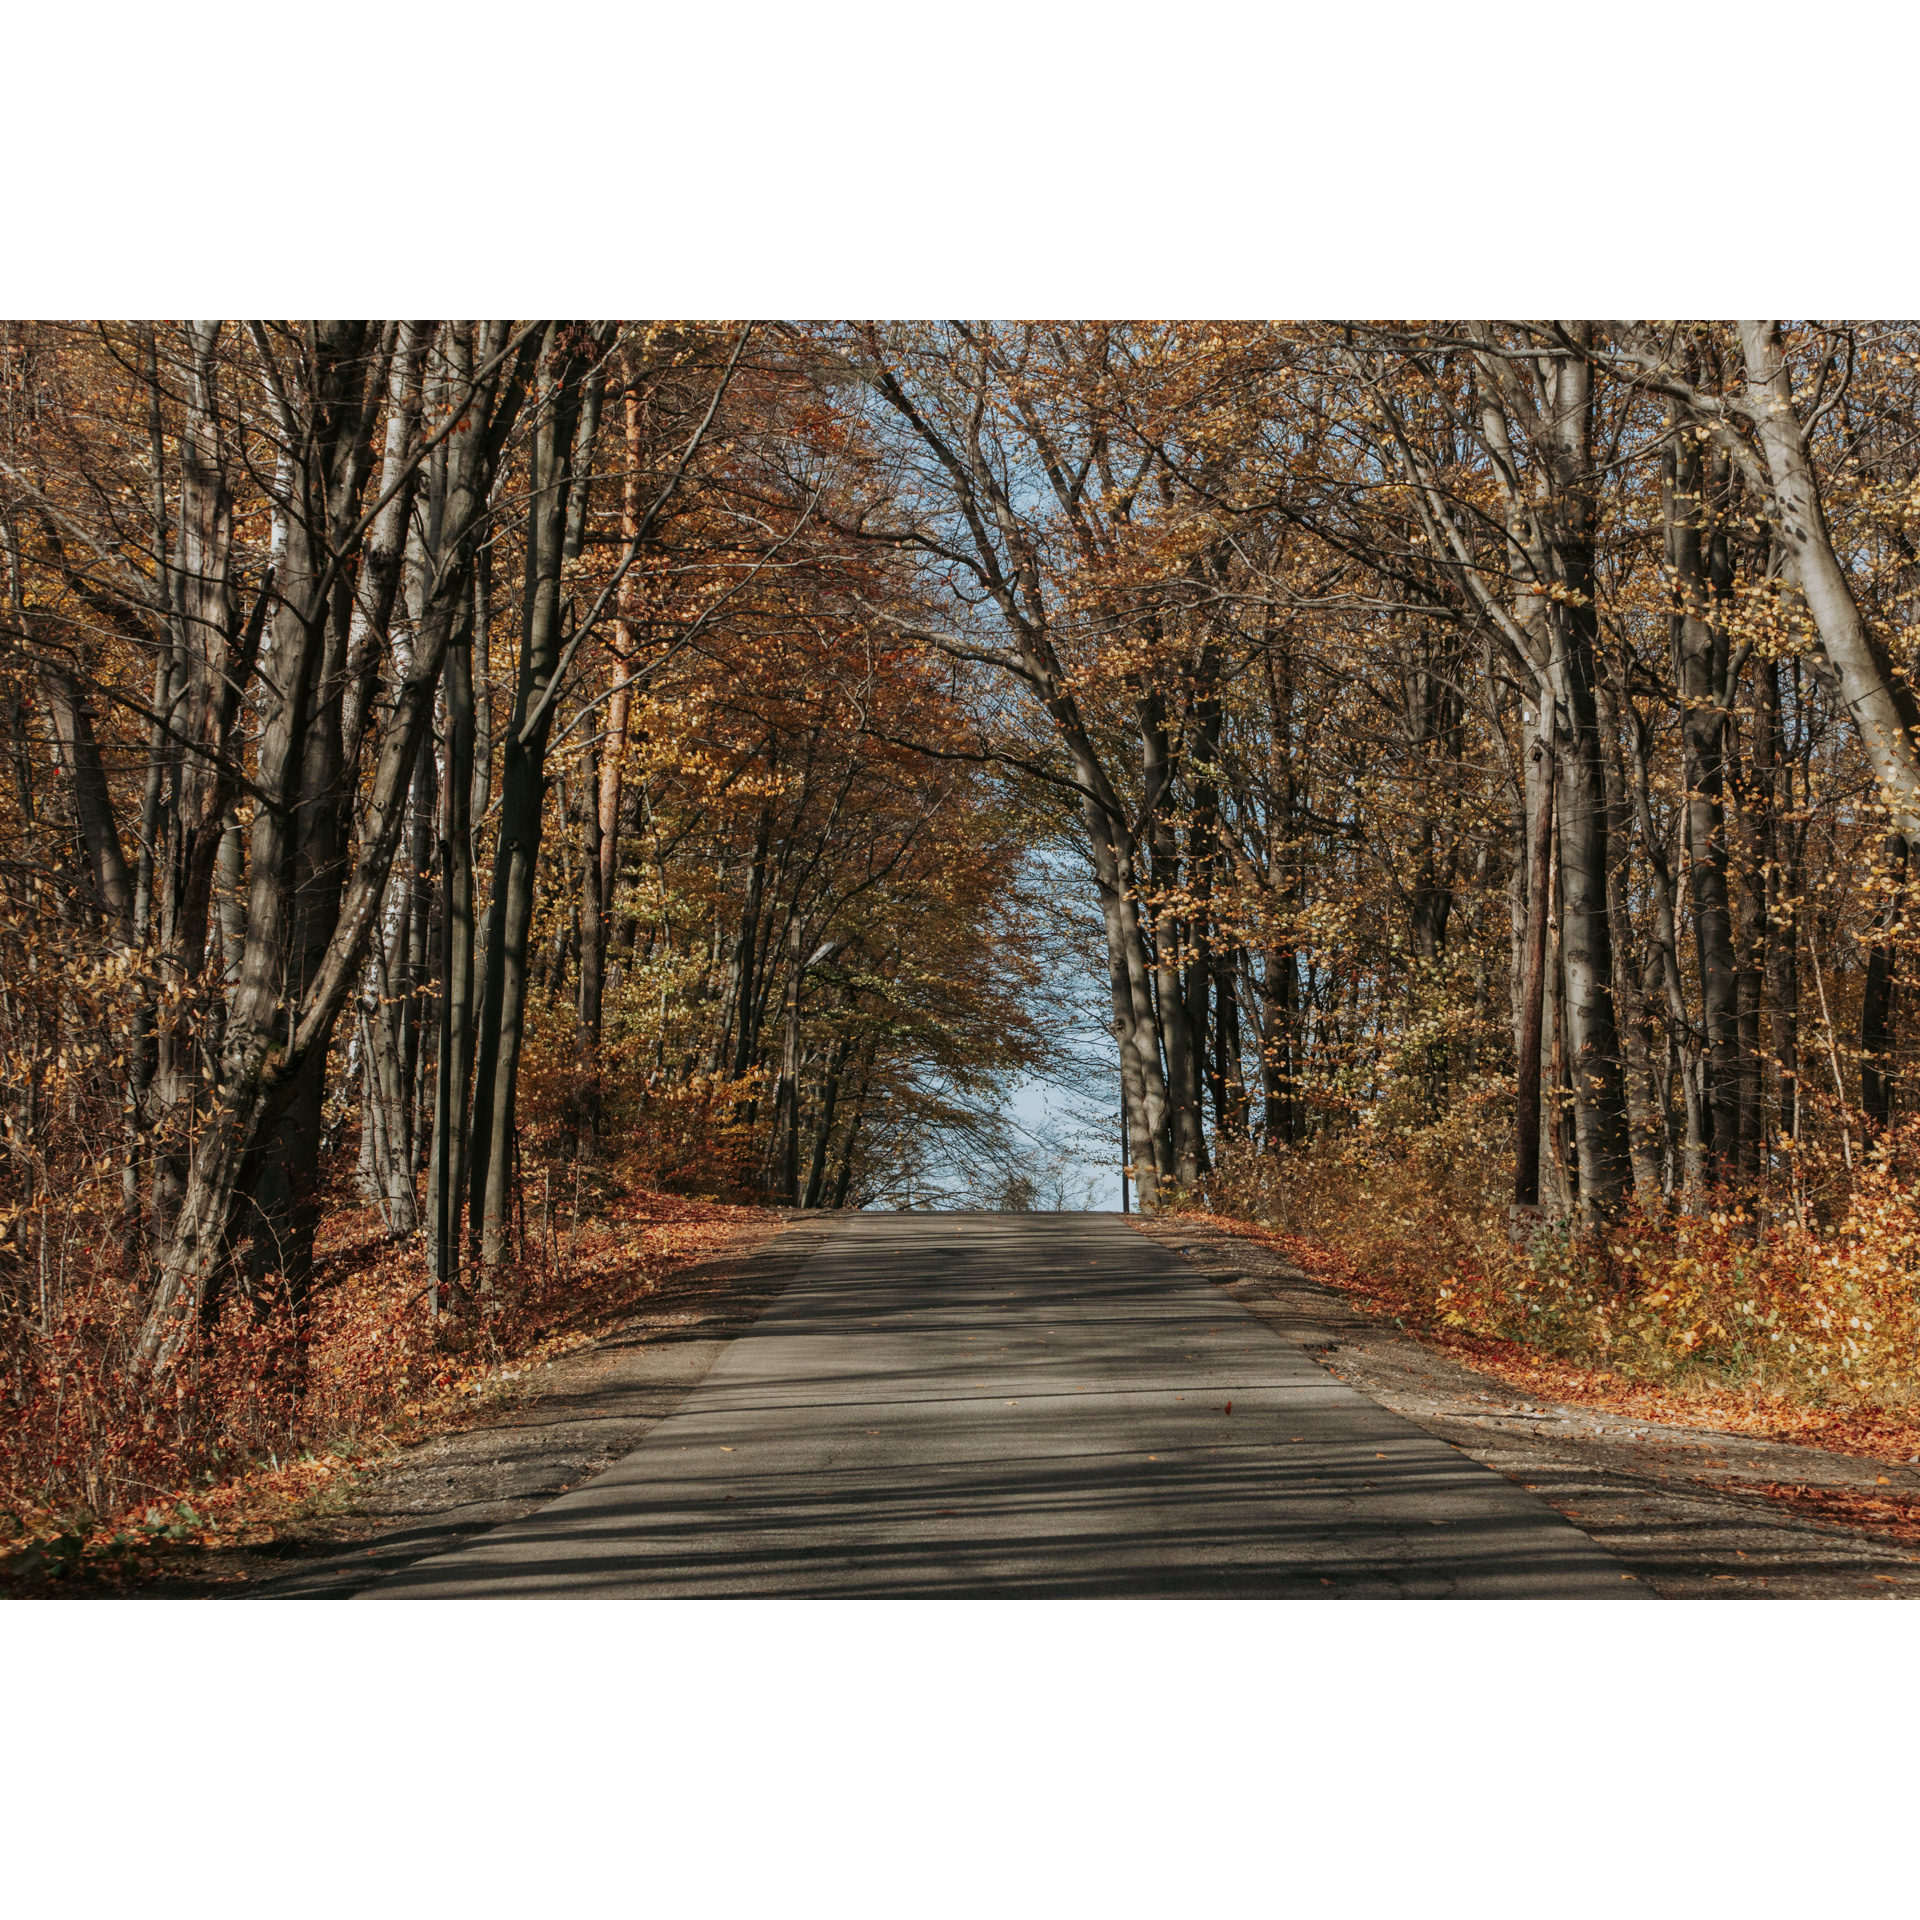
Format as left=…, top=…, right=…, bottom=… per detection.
left=1153, top=1211, right=1920, bottom=1468
left=3, top=1187, right=791, bottom=1595
left=1141, top=1209, right=1920, bottom=1551
left=1715, top=1477, right=1920, bottom=1547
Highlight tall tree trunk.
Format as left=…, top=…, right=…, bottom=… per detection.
left=1603, top=735, right=1664, bottom=1209
left=1861, top=834, right=1907, bottom=1136
left=1097, top=870, right=1170, bottom=1210
left=402, top=744, right=435, bottom=1186
left=585, top=383, right=649, bottom=1048
left=771, top=912, right=805, bottom=1203
left=1736, top=322, right=1920, bottom=843
left=469, top=325, right=594, bottom=1271
left=1143, top=693, right=1205, bottom=1188
left=801, top=1027, right=852, bottom=1209
left=1256, top=945, right=1297, bottom=1148
left=1625, top=702, right=1709, bottom=1203
left=237, top=321, right=384, bottom=1310
left=1514, top=720, right=1556, bottom=1211
left=135, top=321, right=538, bottom=1372
left=364, top=740, right=436, bottom=1236
left=1759, top=658, right=1801, bottom=1166
left=148, top=323, right=259, bottom=1242
left=1727, top=716, right=1770, bottom=1183
left=571, top=740, right=605, bottom=1151
left=1531, top=336, right=1631, bottom=1222
left=827, top=1042, right=874, bottom=1210
left=40, top=669, right=134, bottom=939
left=1438, top=323, right=1630, bottom=1220
left=428, top=560, right=482, bottom=1301
left=1668, top=424, right=1741, bottom=1186
left=1210, top=943, right=1245, bottom=1138
left=724, top=803, right=773, bottom=1082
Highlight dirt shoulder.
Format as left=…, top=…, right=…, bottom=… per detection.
left=1132, top=1213, right=1920, bottom=1600
left=113, top=1212, right=846, bottom=1599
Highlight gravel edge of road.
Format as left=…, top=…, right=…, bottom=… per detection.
left=104, top=1211, right=849, bottom=1600
left=1130, top=1214, right=1920, bottom=1600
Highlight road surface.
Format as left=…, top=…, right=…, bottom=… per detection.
left=367, top=1211, right=1648, bottom=1598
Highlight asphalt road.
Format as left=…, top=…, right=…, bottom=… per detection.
left=366, top=1211, right=1650, bottom=1598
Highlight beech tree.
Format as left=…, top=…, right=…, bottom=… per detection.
left=7, top=317, right=1920, bottom=1486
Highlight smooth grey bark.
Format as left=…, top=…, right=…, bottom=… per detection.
left=423, top=321, right=487, bottom=1294
left=827, top=1041, right=875, bottom=1209
left=135, top=321, right=539, bottom=1372
left=1514, top=718, right=1555, bottom=1210
left=586, top=383, right=649, bottom=1054
left=802, top=1026, right=852, bottom=1210
left=1544, top=860, right=1574, bottom=1217
left=1595, top=678, right=1664, bottom=1207
left=1375, top=322, right=1631, bottom=1219
left=352, top=330, right=434, bottom=1239
left=1096, top=865, right=1171, bottom=1210
left=1143, top=681, right=1207, bottom=1188
left=1758, top=658, right=1801, bottom=1158
left=40, top=670, right=134, bottom=938
left=1210, top=942, right=1245, bottom=1138
left=1252, top=642, right=1301, bottom=1152
left=428, top=564, right=483, bottom=1301
left=468, top=325, right=595, bottom=1270
left=721, top=802, right=773, bottom=1081
left=1736, top=324, right=1920, bottom=844
left=571, top=736, right=605, bottom=1144
left=771, top=913, right=806, bottom=1203
left=129, top=323, right=174, bottom=951
left=1618, top=322, right=1920, bottom=840
left=1526, top=339, right=1631, bottom=1222
left=1727, top=680, right=1770, bottom=1181
left=1187, top=653, right=1227, bottom=1136
left=1395, top=619, right=1465, bottom=1121
left=146, top=325, right=262, bottom=1238
left=1624, top=700, right=1709, bottom=1202
left=238, top=322, right=391, bottom=1309
left=215, top=809, right=246, bottom=987
left=1860, top=834, right=1907, bottom=1134
left=1256, top=945, right=1297, bottom=1148
left=363, top=740, right=437, bottom=1235
left=403, top=746, right=435, bottom=1181
left=1667, top=425, right=1741, bottom=1183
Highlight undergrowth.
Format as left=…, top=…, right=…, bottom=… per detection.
left=0, top=1157, right=776, bottom=1586
left=1200, top=1117, right=1920, bottom=1432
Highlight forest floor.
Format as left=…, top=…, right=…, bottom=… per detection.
left=25, top=1209, right=837, bottom=1599
left=1134, top=1212, right=1920, bottom=1598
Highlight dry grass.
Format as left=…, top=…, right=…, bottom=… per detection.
left=0, top=1162, right=784, bottom=1583
left=1197, top=1121, right=1920, bottom=1468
